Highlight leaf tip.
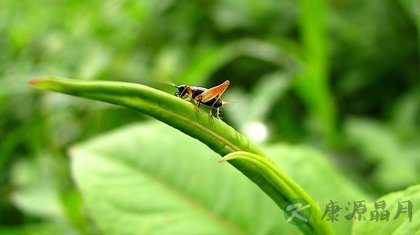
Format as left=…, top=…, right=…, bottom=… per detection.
left=28, top=77, right=47, bottom=86
left=218, top=157, right=227, bottom=164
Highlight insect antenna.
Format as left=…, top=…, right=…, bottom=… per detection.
left=155, top=78, right=177, bottom=87
left=221, top=100, right=238, bottom=106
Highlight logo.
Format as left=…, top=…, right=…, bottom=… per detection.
left=284, top=198, right=312, bottom=225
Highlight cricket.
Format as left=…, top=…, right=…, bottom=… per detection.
left=174, top=80, right=230, bottom=119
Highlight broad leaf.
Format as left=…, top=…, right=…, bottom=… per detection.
left=352, top=184, right=420, bottom=235
left=71, top=121, right=368, bottom=235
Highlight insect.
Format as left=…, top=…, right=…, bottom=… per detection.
left=174, top=80, right=230, bottom=119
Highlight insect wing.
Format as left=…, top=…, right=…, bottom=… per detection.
left=200, top=80, right=230, bottom=102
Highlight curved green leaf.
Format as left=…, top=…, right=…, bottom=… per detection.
left=264, top=144, right=371, bottom=235
left=220, top=151, right=331, bottom=235
left=29, top=77, right=333, bottom=234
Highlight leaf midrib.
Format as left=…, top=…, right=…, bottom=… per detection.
left=130, top=94, right=241, bottom=153
left=79, top=148, right=250, bottom=235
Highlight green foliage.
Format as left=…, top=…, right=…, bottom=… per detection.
left=30, top=76, right=334, bottom=234
left=295, top=0, right=336, bottom=140
left=1, top=0, right=419, bottom=234
left=352, top=185, right=420, bottom=235
left=345, top=117, right=420, bottom=192
left=71, top=121, right=367, bottom=235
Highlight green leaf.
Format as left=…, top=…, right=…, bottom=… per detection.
left=352, top=184, right=420, bottom=235
left=71, top=121, right=368, bottom=235
left=295, top=0, right=336, bottom=140
left=219, top=151, right=313, bottom=234
left=344, top=117, right=420, bottom=191
left=10, top=155, right=64, bottom=220
left=0, top=223, right=77, bottom=235
left=264, top=143, right=371, bottom=235
left=30, top=77, right=333, bottom=234
left=179, top=39, right=301, bottom=85
left=71, top=122, right=288, bottom=235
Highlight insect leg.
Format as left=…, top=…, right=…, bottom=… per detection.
left=184, top=86, right=193, bottom=102
left=208, top=108, right=214, bottom=122
left=193, top=94, right=202, bottom=114
left=216, top=107, right=222, bottom=119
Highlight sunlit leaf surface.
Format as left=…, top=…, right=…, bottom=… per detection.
left=71, top=121, right=368, bottom=235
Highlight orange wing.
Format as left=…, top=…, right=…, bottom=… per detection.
left=200, top=80, right=230, bottom=103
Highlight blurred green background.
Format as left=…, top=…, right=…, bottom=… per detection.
left=1, top=0, right=419, bottom=234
